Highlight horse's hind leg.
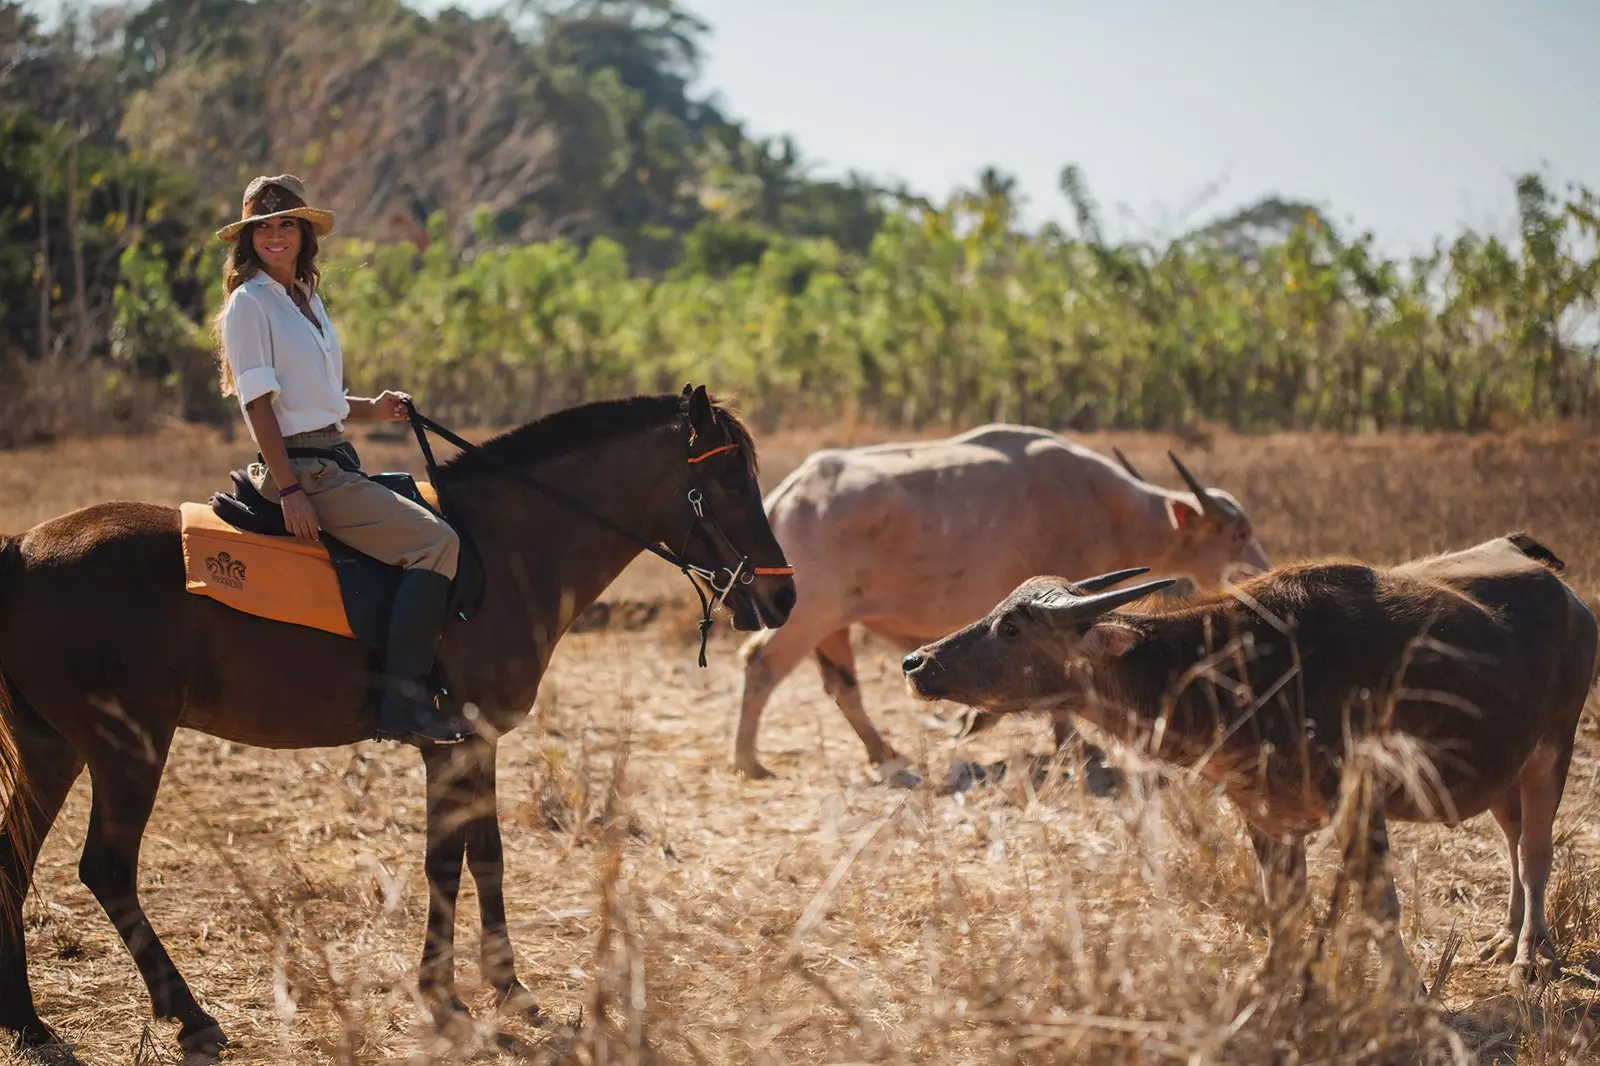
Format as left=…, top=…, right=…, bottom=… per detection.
left=77, top=733, right=226, bottom=1055
left=0, top=700, right=84, bottom=1048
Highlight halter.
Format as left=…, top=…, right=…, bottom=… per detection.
left=404, top=402, right=793, bottom=667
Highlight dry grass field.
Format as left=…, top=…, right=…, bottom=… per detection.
left=2, top=420, right=1600, bottom=1065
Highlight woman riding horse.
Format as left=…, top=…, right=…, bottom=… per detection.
left=213, top=173, right=472, bottom=747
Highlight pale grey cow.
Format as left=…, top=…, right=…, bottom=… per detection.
left=734, top=423, right=1270, bottom=780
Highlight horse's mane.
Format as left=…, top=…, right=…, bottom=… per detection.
left=438, top=392, right=759, bottom=483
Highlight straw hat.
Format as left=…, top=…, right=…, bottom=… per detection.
left=215, top=174, right=336, bottom=243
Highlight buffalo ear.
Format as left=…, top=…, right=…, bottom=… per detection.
left=1167, top=497, right=1203, bottom=533
left=1078, top=623, right=1139, bottom=662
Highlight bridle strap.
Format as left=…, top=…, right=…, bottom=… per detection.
left=403, top=400, right=790, bottom=665
left=687, top=442, right=738, bottom=464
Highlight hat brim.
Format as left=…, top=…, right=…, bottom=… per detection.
left=216, top=206, right=336, bottom=243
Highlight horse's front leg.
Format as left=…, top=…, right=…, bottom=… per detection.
left=419, top=741, right=482, bottom=1025
left=462, top=747, right=543, bottom=1022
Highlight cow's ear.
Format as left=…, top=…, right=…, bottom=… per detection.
left=1167, top=498, right=1203, bottom=533
left=1079, top=623, right=1139, bottom=662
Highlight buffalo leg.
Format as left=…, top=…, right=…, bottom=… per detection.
left=814, top=629, right=899, bottom=771
left=1512, top=746, right=1568, bottom=985
left=0, top=704, right=84, bottom=1049
left=1250, top=828, right=1308, bottom=924
left=1479, top=793, right=1524, bottom=964
left=460, top=741, right=541, bottom=1021
left=734, top=621, right=832, bottom=779
left=78, top=728, right=227, bottom=1054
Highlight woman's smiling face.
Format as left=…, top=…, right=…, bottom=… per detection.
left=251, top=215, right=303, bottom=278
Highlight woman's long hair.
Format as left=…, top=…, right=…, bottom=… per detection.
left=210, top=219, right=323, bottom=397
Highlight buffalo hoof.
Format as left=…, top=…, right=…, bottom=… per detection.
left=1510, top=948, right=1561, bottom=990
left=734, top=758, right=776, bottom=781
left=871, top=757, right=923, bottom=790
left=1478, top=930, right=1519, bottom=965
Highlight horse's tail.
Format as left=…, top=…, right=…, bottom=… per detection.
left=0, top=535, right=42, bottom=914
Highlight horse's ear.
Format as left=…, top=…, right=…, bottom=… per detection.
left=687, top=384, right=714, bottom=438
left=682, top=383, right=693, bottom=398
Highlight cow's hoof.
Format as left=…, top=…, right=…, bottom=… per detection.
left=872, top=758, right=923, bottom=790
left=178, top=1019, right=230, bottom=1060
left=1510, top=953, right=1561, bottom=991
left=734, top=759, right=775, bottom=781
left=1478, top=931, right=1519, bottom=965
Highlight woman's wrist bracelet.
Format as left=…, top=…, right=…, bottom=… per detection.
left=278, top=483, right=304, bottom=499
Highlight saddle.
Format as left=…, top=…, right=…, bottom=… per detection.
left=189, top=442, right=484, bottom=651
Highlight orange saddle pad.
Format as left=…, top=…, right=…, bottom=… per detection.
left=180, top=502, right=357, bottom=638
left=180, top=483, right=443, bottom=639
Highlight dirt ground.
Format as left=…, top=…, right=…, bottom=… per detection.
left=2, top=420, right=1600, bottom=1065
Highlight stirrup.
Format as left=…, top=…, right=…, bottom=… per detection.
left=375, top=685, right=477, bottom=748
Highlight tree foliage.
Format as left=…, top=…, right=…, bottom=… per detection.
left=2, top=0, right=1598, bottom=441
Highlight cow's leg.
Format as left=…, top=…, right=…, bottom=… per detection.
left=1479, top=793, right=1524, bottom=964
left=419, top=743, right=477, bottom=1025
left=1511, top=744, right=1568, bottom=987
left=78, top=727, right=228, bottom=1055
left=734, top=620, right=830, bottom=779
left=1250, top=828, right=1308, bottom=924
left=0, top=704, right=84, bottom=1050
left=1337, top=803, right=1422, bottom=995
left=813, top=629, right=898, bottom=769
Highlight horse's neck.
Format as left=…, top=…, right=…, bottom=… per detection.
left=440, top=429, right=681, bottom=720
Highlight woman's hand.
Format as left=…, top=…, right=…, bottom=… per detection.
left=372, top=390, right=413, bottom=422
left=283, top=491, right=321, bottom=540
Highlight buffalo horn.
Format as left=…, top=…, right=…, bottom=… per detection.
left=1167, top=450, right=1238, bottom=521
left=1037, top=577, right=1178, bottom=626
left=1073, top=566, right=1150, bottom=593
left=1111, top=446, right=1146, bottom=482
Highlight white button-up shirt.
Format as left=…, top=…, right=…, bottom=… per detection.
left=220, top=272, right=350, bottom=440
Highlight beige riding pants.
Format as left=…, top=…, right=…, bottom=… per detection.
left=250, top=425, right=459, bottom=580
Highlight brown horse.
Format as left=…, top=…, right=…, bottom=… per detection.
left=0, top=386, right=796, bottom=1057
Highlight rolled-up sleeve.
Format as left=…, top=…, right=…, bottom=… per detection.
left=221, top=290, right=280, bottom=405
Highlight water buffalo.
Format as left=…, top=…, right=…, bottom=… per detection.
left=901, top=535, right=1599, bottom=987
left=734, top=424, right=1269, bottom=781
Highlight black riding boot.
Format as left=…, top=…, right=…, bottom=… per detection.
left=374, top=568, right=476, bottom=747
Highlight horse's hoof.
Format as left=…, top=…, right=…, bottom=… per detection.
left=495, top=983, right=548, bottom=1027
left=427, top=993, right=473, bottom=1030
left=178, top=1020, right=230, bottom=1059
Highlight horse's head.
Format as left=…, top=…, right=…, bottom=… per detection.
left=671, top=385, right=796, bottom=631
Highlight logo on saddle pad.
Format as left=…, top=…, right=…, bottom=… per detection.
left=205, top=551, right=248, bottom=590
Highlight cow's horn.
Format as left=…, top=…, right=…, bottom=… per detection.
left=1167, top=450, right=1238, bottom=521
left=1037, top=578, right=1177, bottom=626
left=1073, top=566, right=1150, bottom=593
left=1111, top=446, right=1146, bottom=482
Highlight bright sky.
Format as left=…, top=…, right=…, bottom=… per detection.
left=681, top=0, right=1600, bottom=256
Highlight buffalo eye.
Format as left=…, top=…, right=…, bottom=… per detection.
left=997, top=617, right=1021, bottom=640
